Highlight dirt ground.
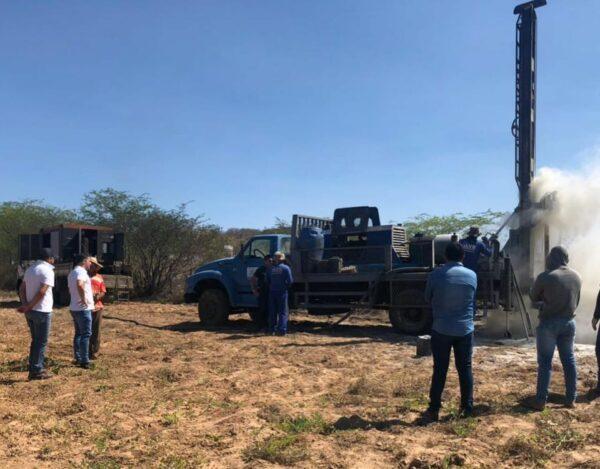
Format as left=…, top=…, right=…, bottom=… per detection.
left=1, top=294, right=600, bottom=468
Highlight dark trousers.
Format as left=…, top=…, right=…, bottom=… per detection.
left=596, top=328, right=600, bottom=389
left=70, top=310, right=92, bottom=365
left=429, top=330, right=474, bottom=412
left=89, top=308, right=103, bottom=356
left=25, top=311, right=52, bottom=375
left=268, top=291, right=289, bottom=334
left=257, top=292, right=269, bottom=328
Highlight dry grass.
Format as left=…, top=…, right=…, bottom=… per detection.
left=1, top=293, right=600, bottom=467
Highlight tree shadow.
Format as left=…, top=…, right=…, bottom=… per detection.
left=0, top=300, right=21, bottom=308
left=104, top=313, right=417, bottom=344
left=104, top=314, right=205, bottom=333
left=282, top=339, right=377, bottom=348
left=0, top=378, right=23, bottom=385
left=218, top=318, right=416, bottom=345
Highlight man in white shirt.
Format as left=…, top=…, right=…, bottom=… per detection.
left=68, top=254, right=94, bottom=369
left=17, top=248, right=56, bottom=380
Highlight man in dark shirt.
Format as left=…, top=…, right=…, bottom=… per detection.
left=591, top=289, right=600, bottom=393
left=529, top=246, right=581, bottom=410
left=251, top=255, right=272, bottom=330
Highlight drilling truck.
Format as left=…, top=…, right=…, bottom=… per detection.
left=185, top=1, right=551, bottom=336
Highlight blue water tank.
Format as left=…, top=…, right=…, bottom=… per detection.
left=297, top=226, right=324, bottom=273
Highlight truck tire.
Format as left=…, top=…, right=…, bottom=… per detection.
left=389, top=289, right=432, bottom=335
left=198, top=289, right=230, bottom=326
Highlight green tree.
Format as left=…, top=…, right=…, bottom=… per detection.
left=401, top=210, right=508, bottom=237
left=80, top=189, right=222, bottom=298
left=0, top=200, right=78, bottom=289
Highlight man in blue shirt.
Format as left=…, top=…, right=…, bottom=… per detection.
left=267, top=251, right=293, bottom=335
left=422, top=242, right=477, bottom=422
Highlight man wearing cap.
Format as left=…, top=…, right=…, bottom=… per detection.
left=17, top=248, right=56, bottom=380
left=67, top=254, right=94, bottom=369
left=459, top=227, right=492, bottom=317
left=459, top=227, right=492, bottom=273
left=267, top=251, right=293, bottom=335
left=89, top=257, right=107, bottom=359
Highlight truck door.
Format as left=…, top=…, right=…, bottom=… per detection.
left=234, top=237, right=273, bottom=306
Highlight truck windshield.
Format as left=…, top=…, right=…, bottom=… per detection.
left=244, top=238, right=271, bottom=258
left=280, top=238, right=291, bottom=256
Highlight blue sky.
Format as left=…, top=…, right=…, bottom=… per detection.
left=1, top=1, right=599, bottom=229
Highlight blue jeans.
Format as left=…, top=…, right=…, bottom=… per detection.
left=596, top=327, right=600, bottom=385
left=70, top=310, right=92, bottom=364
left=25, top=311, right=52, bottom=374
left=268, top=291, right=289, bottom=334
left=536, top=317, right=577, bottom=403
left=429, top=330, right=474, bottom=412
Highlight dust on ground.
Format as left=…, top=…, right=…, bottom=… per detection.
left=1, top=293, right=600, bottom=468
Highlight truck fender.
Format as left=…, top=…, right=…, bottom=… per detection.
left=188, top=270, right=236, bottom=305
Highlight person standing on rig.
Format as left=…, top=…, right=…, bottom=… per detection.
left=267, top=251, right=293, bottom=336
left=459, top=226, right=492, bottom=316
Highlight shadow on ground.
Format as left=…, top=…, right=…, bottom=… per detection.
left=0, top=300, right=20, bottom=308
left=333, top=414, right=410, bottom=431
left=104, top=314, right=416, bottom=345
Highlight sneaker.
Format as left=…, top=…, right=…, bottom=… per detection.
left=459, top=407, right=474, bottom=418
left=79, top=362, right=90, bottom=370
left=524, top=397, right=546, bottom=411
left=416, top=408, right=439, bottom=425
left=28, top=370, right=54, bottom=381
left=565, top=401, right=576, bottom=409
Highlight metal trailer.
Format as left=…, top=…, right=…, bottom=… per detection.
left=288, top=208, right=517, bottom=335
left=18, top=224, right=133, bottom=305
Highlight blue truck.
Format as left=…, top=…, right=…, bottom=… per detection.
left=184, top=206, right=511, bottom=335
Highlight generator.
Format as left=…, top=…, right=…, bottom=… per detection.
left=18, top=224, right=133, bottom=305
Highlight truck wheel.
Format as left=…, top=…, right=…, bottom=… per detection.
left=389, top=289, right=432, bottom=335
left=198, top=289, right=230, bottom=326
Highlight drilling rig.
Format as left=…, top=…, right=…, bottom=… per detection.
left=506, top=0, right=554, bottom=293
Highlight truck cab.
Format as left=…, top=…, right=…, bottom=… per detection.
left=184, top=234, right=290, bottom=325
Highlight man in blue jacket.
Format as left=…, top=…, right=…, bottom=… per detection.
left=267, top=251, right=293, bottom=336
left=459, top=226, right=491, bottom=317
left=459, top=226, right=492, bottom=273
left=422, top=242, right=477, bottom=423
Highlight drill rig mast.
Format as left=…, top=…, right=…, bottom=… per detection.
left=509, top=0, right=547, bottom=289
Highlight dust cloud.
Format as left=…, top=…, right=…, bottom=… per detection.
left=530, top=160, right=600, bottom=344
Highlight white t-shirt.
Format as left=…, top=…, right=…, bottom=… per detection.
left=24, top=260, right=55, bottom=313
left=68, top=266, right=95, bottom=311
